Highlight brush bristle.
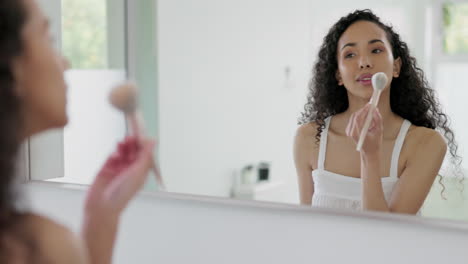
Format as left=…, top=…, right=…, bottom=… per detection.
left=109, top=82, right=138, bottom=113
left=371, top=72, right=388, bottom=91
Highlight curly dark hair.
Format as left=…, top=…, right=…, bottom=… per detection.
left=299, top=9, right=462, bottom=195
left=0, top=0, right=40, bottom=262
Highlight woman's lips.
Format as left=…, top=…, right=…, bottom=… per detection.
left=358, top=78, right=372, bottom=86
left=357, top=74, right=373, bottom=86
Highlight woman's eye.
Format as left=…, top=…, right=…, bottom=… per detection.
left=372, top=49, right=383, bottom=54
left=345, top=53, right=355, bottom=59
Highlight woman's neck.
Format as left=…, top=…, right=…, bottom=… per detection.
left=347, top=91, right=393, bottom=120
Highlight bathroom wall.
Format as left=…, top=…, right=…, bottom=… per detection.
left=157, top=0, right=313, bottom=201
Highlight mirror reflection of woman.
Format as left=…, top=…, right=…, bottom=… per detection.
left=0, top=0, right=155, bottom=263
left=294, top=10, right=460, bottom=214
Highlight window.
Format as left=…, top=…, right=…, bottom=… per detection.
left=442, top=2, right=468, bottom=55
left=62, top=0, right=108, bottom=69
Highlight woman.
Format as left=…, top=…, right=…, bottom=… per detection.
left=294, top=9, right=459, bottom=214
left=0, top=0, right=154, bottom=263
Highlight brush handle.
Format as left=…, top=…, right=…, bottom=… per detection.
left=149, top=158, right=165, bottom=190
left=356, top=90, right=382, bottom=152
left=128, top=112, right=166, bottom=191
left=129, top=111, right=145, bottom=139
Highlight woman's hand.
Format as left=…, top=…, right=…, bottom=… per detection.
left=81, top=136, right=155, bottom=264
left=346, top=104, right=383, bottom=155
left=84, top=136, right=155, bottom=221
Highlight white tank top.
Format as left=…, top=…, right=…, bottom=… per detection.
left=311, top=116, right=411, bottom=211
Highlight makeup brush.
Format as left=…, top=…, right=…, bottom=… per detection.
left=356, top=72, right=388, bottom=152
left=109, top=82, right=166, bottom=190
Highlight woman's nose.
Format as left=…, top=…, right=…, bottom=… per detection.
left=359, top=56, right=373, bottom=69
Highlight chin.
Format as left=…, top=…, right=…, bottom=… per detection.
left=57, top=115, right=68, bottom=128
left=57, top=104, right=68, bottom=127
left=49, top=113, right=68, bottom=129
left=360, top=90, right=373, bottom=100
left=349, top=90, right=372, bottom=101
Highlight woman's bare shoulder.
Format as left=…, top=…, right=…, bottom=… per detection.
left=294, top=122, right=321, bottom=169
left=406, top=125, right=446, bottom=147
left=405, top=125, right=447, bottom=157
left=296, top=122, right=320, bottom=143
left=22, top=213, right=89, bottom=264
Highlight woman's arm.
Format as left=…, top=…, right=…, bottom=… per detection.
left=386, top=130, right=446, bottom=213
left=82, top=136, right=155, bottom=264
left=294, top=124, right=317, bottom=205
left=347, top=105, right=389, bottom=211
left=347, top=105, right=446, bottom=213
left=81, top=215, right=118, bottom=264
left=360, top=131, right=446, bottom=213
left=360, top=151, right=390, bottom=211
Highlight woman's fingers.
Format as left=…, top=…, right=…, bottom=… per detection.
left=356, top=104, right=370, bottom=125
left=104, top=139, right=155, bottom=210
left=86, top=137, right=156, bottom=214
left=347, top=104, right=377, bottom=142
left=369, top=108, right=383, bottom=134
left=346, top=112, right=355, bottom=137
left=352, top=117, right=360, bottom=140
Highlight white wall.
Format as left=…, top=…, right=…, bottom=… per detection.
left=25, top=182, right=468, bottom=264
left=157, top=0, right=313, bottom=202
left=436, top=64, right=468, bottom=170
left=156, top=0, right=432, bottom=203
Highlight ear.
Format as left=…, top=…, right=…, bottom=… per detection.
left=393, top=57, right=402, bottom=78
left=335, top=71, right=343, bottom=86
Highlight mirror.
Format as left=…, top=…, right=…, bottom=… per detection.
left=44, top=0, right=468, bottom=222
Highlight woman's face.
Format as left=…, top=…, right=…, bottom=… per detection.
left=13, top=0, right=69, bottom=137
left=336, top=21, right=401, bottom=101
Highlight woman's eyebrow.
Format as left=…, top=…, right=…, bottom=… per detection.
left=341, top=39, right=384, bottom=51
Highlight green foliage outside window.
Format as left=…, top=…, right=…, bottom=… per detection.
left=443, top=2, right=468, bottom=55
left=62, top=0, right=107, bottom=69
